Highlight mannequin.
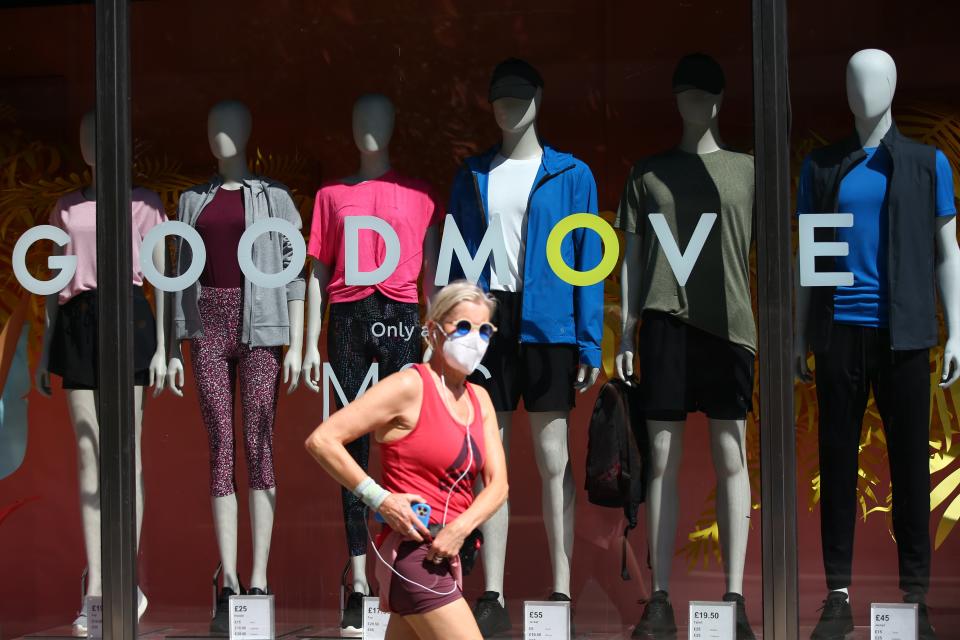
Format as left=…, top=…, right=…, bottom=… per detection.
left=446, top=58, right=603, bottom=638
left=165, top=100, right=305, bottom=633
left=795, top=49, right=958, bottom=640
left=301, top=93, right=440, bottom=636
left=615, top=54, right=756, bottom=640
left=35, top=110, right=165, bottom=632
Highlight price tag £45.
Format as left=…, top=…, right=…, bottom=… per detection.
left=871, top=603, right=918, bottom=640
left=228, top=594, right=275, bottom=639
left=363, top=596, right=390, bottom=640
left=688, top=601, right=736, bottom=640
left=523, top=600, right=570, bottom=640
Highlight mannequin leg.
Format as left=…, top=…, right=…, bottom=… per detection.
left=529, top=411, right=575, bottom=596
left=67, top=390, right=102, bottom=597
left=708, top=419, right=750, bottom=595
left=239, top=344, right=282, bottom=591
left=478, top=411, right=512, bottom=604
left=646, top=419, right=686, bottom=593
left=211, top=495, right=240, bottom=593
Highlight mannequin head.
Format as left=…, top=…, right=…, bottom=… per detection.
left=207, top=99, right=252, bottom=160
left=676, top=89, right=723, bottom=126
left=492, top=91, right=541, bottom=134
left=846, top=49, right=897, bottom=120
left=79, top=110, right=96, bottom=168
left=352, top=94, right=395, bottom=154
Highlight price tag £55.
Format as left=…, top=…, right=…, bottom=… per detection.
left=871, top=603, right=918, bottom=640
left=688, top=601, right=736, bottom=640
left=523, top=600, right=570, bottom=640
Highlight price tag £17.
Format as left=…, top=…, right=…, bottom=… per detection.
left=363, top=596, right=391, bottom=640
left=688, top=601, right=735, bottom=640
left=871, top=603, right=918, bottom=640
left=228, top=594, right=275, bottom=640
left=523, top=600, right=570, bottom=640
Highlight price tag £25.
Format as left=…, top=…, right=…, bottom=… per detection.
left=84, top=596, right=103, bottom=638
left=871, top=603, right=918, bottom=640
left=228, top=594, right=275, bottom=640
left=688, top=601, right=736, bottom=640
left=363, top=596, right=390, bottom=640
left=523, top=600, right=571, bottom=640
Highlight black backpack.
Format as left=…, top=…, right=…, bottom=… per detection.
left=584, top=378, right=649, bottom=579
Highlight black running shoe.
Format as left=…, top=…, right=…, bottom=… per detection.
left=633, top=590, right=677, bottom=639
left=811, top=591, right=853, bottom=640
left=210, top=586, right=238, bottom=634
left=340, top=591, right=364, bottom=637
left=474, top=591, right=512, bottom=638
left=722, top=592, right=756, bottom=640
left=903, top=593, right=937, bottom=640
left=549, top=593, right=575, bottom=637
left=247, top=587, right=270, bottom=596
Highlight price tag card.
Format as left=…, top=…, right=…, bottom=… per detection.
left=523, top=600, right=571, bottom=640
left=363, top=596, right=390, bottom=640
left=688, top=601, right=735, bottom=640
left=84, top=596, right=103, bottom=638
left=228, top=594, right=275, bottom=640
left=871, top=603, right=918, bottom=640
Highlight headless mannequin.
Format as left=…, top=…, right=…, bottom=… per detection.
left=615, top=89, right=752, bottom=598
left=35, top=110, right=165, bottom=625
left=478, top=90, right=600, bottom=604
left=301, top=93, right=439, bottom=595
left=166, top=100, right=305, bottom=594
left=794, top=50, right=960, bottom=603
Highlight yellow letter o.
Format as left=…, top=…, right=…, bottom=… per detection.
left=545, top=213, right=619, bottom=286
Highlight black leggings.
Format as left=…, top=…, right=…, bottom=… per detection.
left=327, top=292, right=422, bottom=557
left=814, top=322, right=931, bottom=595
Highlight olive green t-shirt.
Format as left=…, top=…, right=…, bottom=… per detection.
left=615, top=148, right=756, bottom=353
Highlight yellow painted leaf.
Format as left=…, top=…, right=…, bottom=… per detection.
left=934, top=490, right=960, bottom=549
left=931, top=466, right=960, bottom=511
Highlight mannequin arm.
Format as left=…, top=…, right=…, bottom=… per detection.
left=936, top=215, right=960, bottom=387
left=422, top=224, right=439, bottom=307
left=35, top=292, right=58, bottom=397
left=615, top=232, right=642, bottom=383
left=148, top=239, right=167, bottom=396
left=302, top=258, right=330, bottom=393
left=793, top=254, right=813, bottom=381
left=283, top=299, right=304, bottom=394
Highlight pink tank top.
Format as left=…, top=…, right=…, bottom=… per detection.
left=380, top=364, right=485, bottom=525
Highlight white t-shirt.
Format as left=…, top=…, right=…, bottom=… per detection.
left=487, top=153, right=541, bottom=292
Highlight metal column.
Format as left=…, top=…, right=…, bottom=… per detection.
left=95, top=0, right=136, bottom=637
left=752, top=0, right=799, bottom=638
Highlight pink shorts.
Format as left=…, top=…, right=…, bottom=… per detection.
left=376, top=536, right=463, bottom=616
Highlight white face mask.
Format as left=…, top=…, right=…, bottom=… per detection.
left=441, top=331, right=489, bottom=375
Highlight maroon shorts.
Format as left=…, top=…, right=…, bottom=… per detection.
left=388, top=541, right=462, bottom=616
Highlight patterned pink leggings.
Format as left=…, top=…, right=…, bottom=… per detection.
left=192, top=287, right=282, bottom=498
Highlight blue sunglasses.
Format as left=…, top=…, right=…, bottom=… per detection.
left=444, top=319, right=497, bottom=342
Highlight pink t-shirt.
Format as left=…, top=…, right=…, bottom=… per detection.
left=48, top=187, right=168, bottom=305
left=307, top=170, right=441, bottom=304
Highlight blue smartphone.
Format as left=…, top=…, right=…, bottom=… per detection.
left=374, top=502, right=432, bottom=530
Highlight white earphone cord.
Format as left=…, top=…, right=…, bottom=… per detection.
left=366, top=331, right=475, bottom=597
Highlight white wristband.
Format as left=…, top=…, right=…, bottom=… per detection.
left=353, top=477, right=390, bottom=511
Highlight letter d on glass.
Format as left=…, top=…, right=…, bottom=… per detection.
left=798, top=213, right=854, bottom=287
left=344, top=216, right=400, bottom=286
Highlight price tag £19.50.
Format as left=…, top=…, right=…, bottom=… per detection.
left=363, top=596, right=390, bottom=640
left=871, top=603, right=918, bottom=640
left=688, top=601, right=736, bottom=640
left=84, top=596, right=103, bottom=638
left=523, top=600, right=570, bottom=640
left=228, top=594, right=275, bottom=639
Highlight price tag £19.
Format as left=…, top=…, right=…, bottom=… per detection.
left=363, top=596, right=390, bottom=640
left=228, top=594, right=275, bottom=639
left=688, top=601, right=735, bottom=640
left=84, top=596, right=103, bottom=638
left=871, top=603, right=918, bottom=640
left=523, top=600, right=570, bottom=640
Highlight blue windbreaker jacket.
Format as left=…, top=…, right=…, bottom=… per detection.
left=447, top=144, right=604, bottom=368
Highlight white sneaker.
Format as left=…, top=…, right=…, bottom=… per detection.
left=72, top=610, right=88, bottom=635
left=138, top=587, right=148, bottom=621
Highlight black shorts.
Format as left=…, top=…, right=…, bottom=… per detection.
left=469, top=290, right=579, bottom=413
left=48, top=287, right=157, bottom=390
left=638, top=310, right=754, bottom=421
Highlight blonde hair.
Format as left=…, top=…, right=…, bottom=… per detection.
left=426, top=280, right=496, bottom=327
